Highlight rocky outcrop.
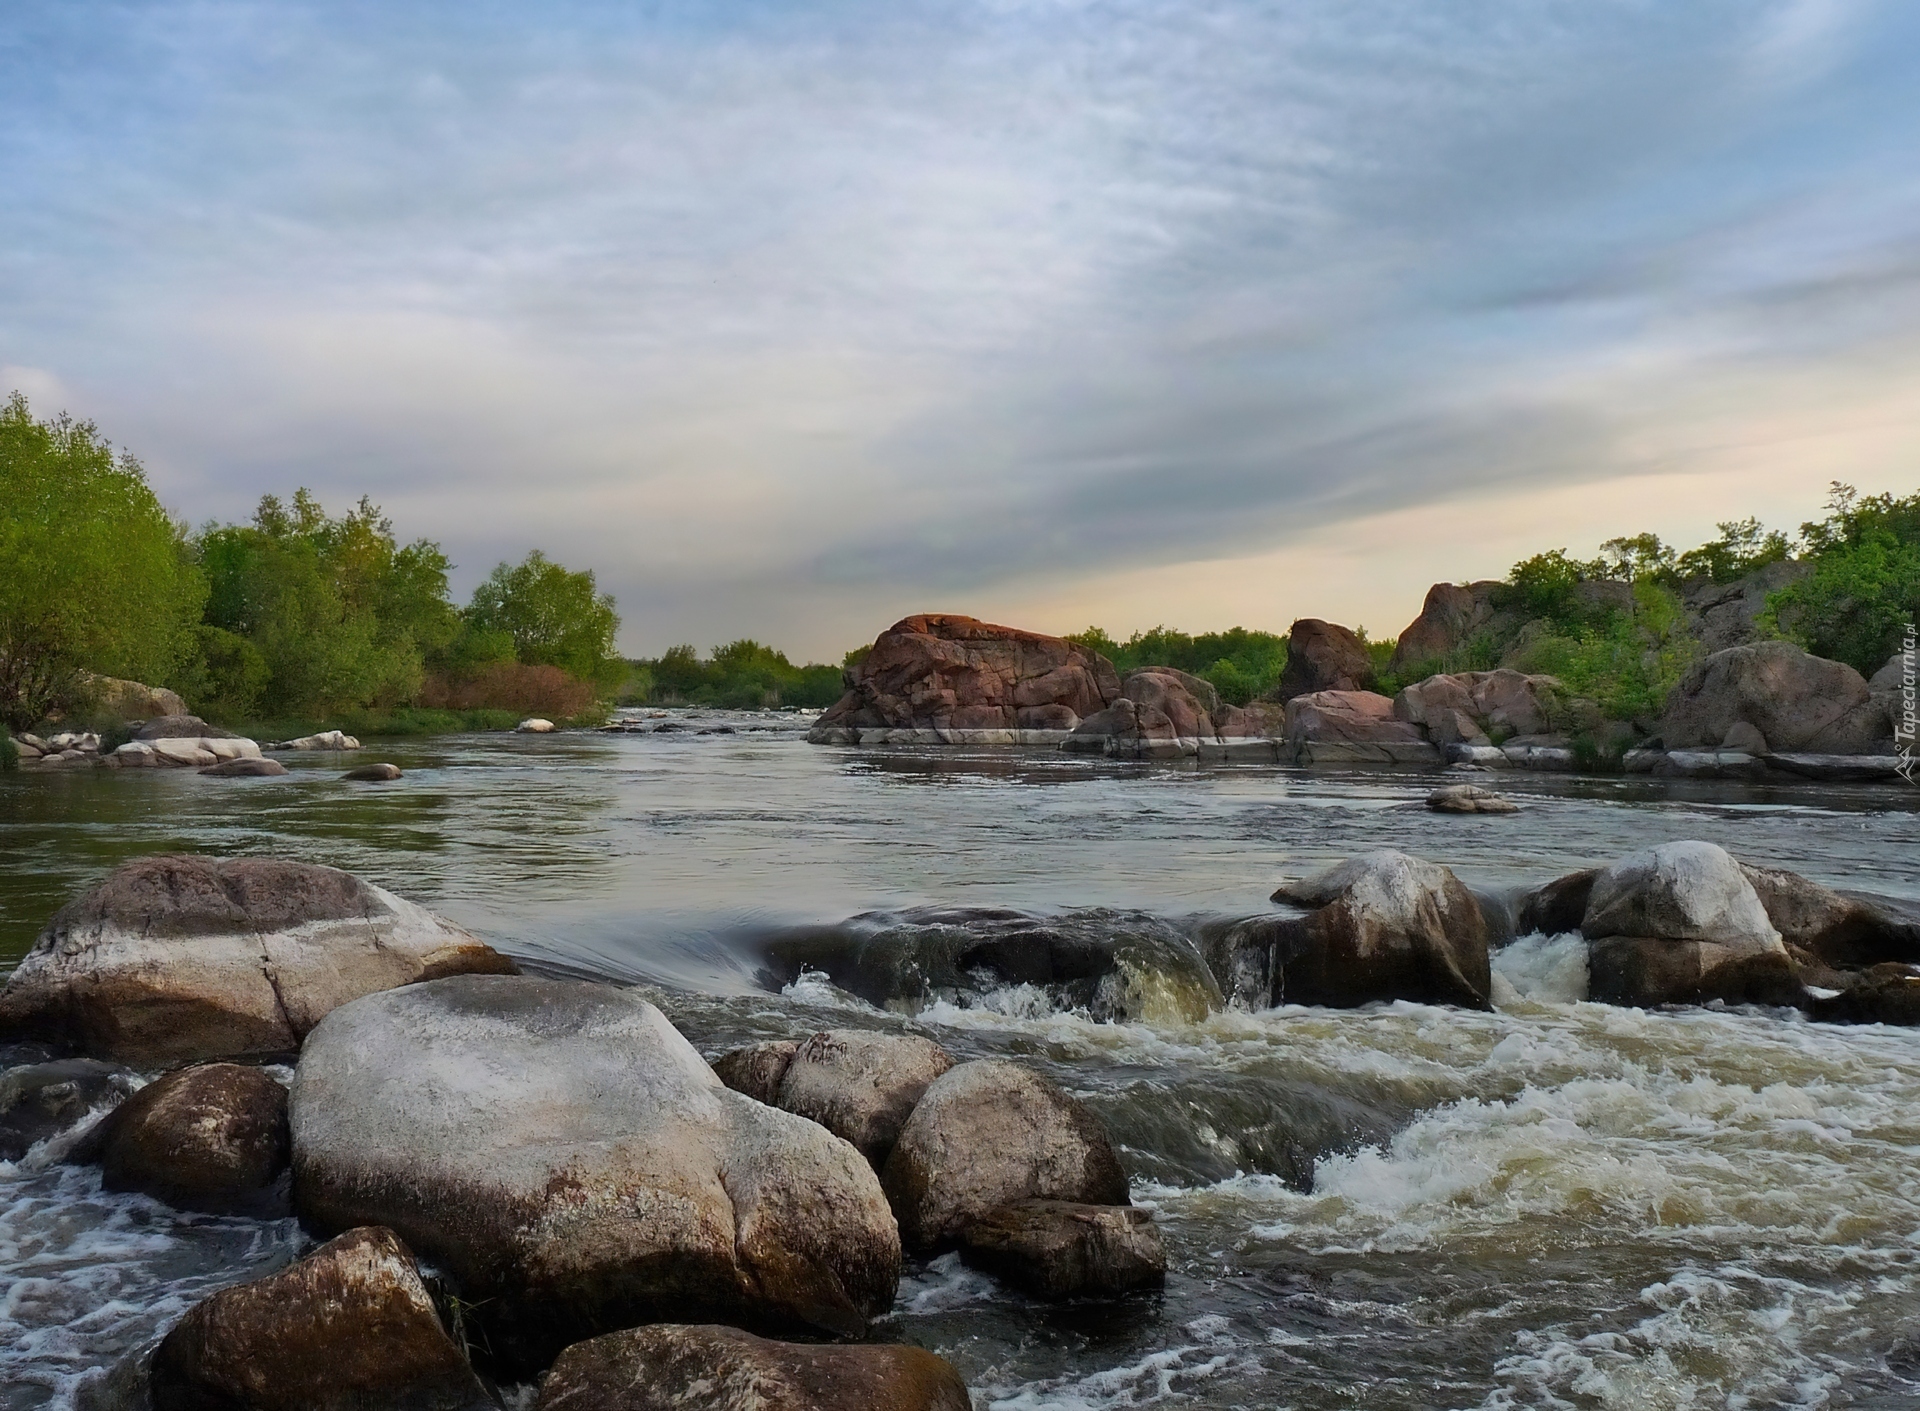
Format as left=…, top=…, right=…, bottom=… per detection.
left=1659, top=642, right=1890, bottom=755
left=1394, top=670, right=1566, bottom=745
left=1581, top=842, right=1796, bottom=1007
left=1426, top=784, right=1518, bottom=814
left=0, top=855, right=517, bottom=1065
left=1063, top=669, right=1279, bottom=760
left=535, top=1324, right=972, bottom=1411
left=137, top=714, right=241, bottom=741
left=955, top=1199, right=1165, bottom=1299
left=1387, top=582, right=1505, bottom=675
left=773, top=1030, right=956, bottom=1166
left=810, top=615, right=1121, bottom=744
left=711, top=1040, right=800, bottom=1106
left=0, top=1058, right=137, bottom=1161
left=145, top=1226, right=493, bottom=1411
left=78, top=675, right=189, bottom=721
left=82, top=1063, right=289, bottom=1214
left=291, top=976, right=902, bottom=1373
left=881, top=1059, right=1130, bottom=1253
left=1285, top=691, right=1440, bottom=765
left=1679, top=560, right=1808, bottom=655
left=1739, top=864, right=1920, bottom=970
left=1274, top=619, right=1371, bottom=701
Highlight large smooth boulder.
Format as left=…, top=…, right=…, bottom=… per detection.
left=1581, top=842, right=1795, bottom=1006
left=1395, top=669, right=1565, bottom=743
left=201, top=757, right=288, bottom=778
left=1660, top=642, right=1890, bottom=755
left=1233, top=851, right=1494, bottom=1010
left=0, top=1058, right=138, bottom=1161
left=809, top=615, right=1120, bottom=743
left=955, top=1199, right=1165, bottom=1299
left=881, top=1059, right=1128, bottom=1253
left=1285, top=691, right=1440, bottom=765
left=1275, top=619, right=1371, bottom=700
left=775, top=1030, right=955, bottom=1166
left=291, top=976, right=901, bottom=1373
left=80, top=675, right=189, bottom=721
left=146, top=1226, right=493, bottom=1411
left=1739, top=864, right=1920, bottom=970
left=83, top=1063, right=289, bottom=1214
left=0, top=855, right=518, bottom=1065
left=534, top=1324, right=971, bottom=1411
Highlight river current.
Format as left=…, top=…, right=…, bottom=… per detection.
left=4, top=710, right=1920, bottom=1410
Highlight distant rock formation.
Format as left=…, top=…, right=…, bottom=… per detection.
left=1274, top=618, right=1371, bottom=700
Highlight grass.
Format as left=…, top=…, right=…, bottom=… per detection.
left=214, top=706, right=591, bottom=741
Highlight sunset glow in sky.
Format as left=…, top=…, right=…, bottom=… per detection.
left=6, top=1, right=1920, bottom=657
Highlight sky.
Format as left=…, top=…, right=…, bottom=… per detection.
left=5, top=0, right=1920, bottom=661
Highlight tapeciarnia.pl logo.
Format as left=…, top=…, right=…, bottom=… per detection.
left=1897, top=623, right=1917, bottom=785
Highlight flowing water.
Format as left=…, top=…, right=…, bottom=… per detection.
left=4, top=710, right=1920, bottom=1409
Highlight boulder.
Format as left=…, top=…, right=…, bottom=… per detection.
left=201, top=757, right=289, bottom=778
left=1285, top=691, right=1440, bottom=765
left=0, top=1058, right=138, bottom=1161
left=83, top=1063, right=290, bottom=1214
left=516, top=718, right=556, bottom=733
left=1660, top=642, right=1891, bottom=755
left=711, top=1040, right=800, bottom=1106
left=1807, top=965, right=1920, bottom=1026
left=1679, top=559, right=1808, bottom=655
left=0, top=855, right=517, bottom=1065
left=1224, top=850, right=1494, bottom=1010
left=152, top=739, right=217, bottom=768
left=774, top=1030, right=955, bottom=1166
left=270, top=730, right=362, bottom=751
left=1062, top=669, right=1272, bottom=760
left=291, top=976, right=902, bottom=1373
left=534, top=1324, right=971, bottom=1411
left=1763, top=752, right=1907, bottom=783
left=1515, top=869, right=1597, bottom=937
left=146, top=1226, right=493, bottom=1411
left=1394, top=669, right=1566, bottom=742
left=1425, top=784, right=1518, bottom=814
left=78, top=675, right=190, bottom=722
left=1388, top=582, right=1505, bottom=675
left=955, top=1199, right=1165, bottom=1299
left=342, top=763, right=403, bottom=781
left=1274, top=619, right=1371, bottom=701
left=1721, top=720, right=1769, bottom=755
left=137, top=715, right=239, bottom=741
left=1739, top=864, right=1920, bottom=970
left=880, top=1058, right=1129, bottom=1253
left=809, top=615, right=1120, bottom=744
left=1581, top=841, right=1796, bottom=1007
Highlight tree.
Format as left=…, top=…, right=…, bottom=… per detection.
left=0, top=394, right=206, bottom=730
left=1764, top=482, right=1920, bottom=673
left=464, top=551, right=622, bottom=688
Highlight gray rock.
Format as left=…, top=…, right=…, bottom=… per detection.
left=342, top=763, right=402, bottom=781
left=0, top=855, right=517, bottom=1065
left=881, top=1059, right=1129, bottom=1253
left=776, top=1030, right=956, bottom=1166
left=534, top=1323, right=971, bottom=1411
left=291, top=975, right=901, bottom=1374
left=1515, top=869, right=1598, bottom=938
left=711, top=1040, right=800, bottom=1106
left=147, top=1226, right=493, bottom=1411
left=1763, top=753, right=1906, bottom=783
left=200, top=757, right=289, bottom=777
left=1660, top=642, right=1890, bottom=755
left=1740, top=864, right=1920, bottom=970
left=956, top=1199, right=1166, bottom=1299
left=1425, top=784, right=1519, bottom=814
left=83, top=1063, right=289, bottom=1215
left=0, top=1058, right=138, bottom=1161
left=1721, top=720, right=1769, bottom=755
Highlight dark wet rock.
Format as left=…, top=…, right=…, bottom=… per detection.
left=146, top=1226, right=493, bottom=1411
left=753, top=906, right=1220, bottom=1024
left=809, top=614, right=1121, bottom=743
left=776, top=1030, right=956, bottom=1166
left=711, top=1039, right=800, bottom=1106
left=881, top=1059, right=1129, bottom=1253
left=1425, top=784, right=1518, bottom=814
left=342, top=763, right=403, bottom=781
left=534, top=1323, right=971, bottom=1411
left=1209, top=851, right=1494, bottom=1010
left=0, top=1058, right=138, bottom=1161
left=956, top=1199, right=1166, bottom=1299
left=1582, top=842, right=1798, bottom=1007
left=82, top=1063, right=289, bottom=1214
left=199, top=757, right=289, bottom=778
left=0, top=854, right=517, bottom=1065
left=1660, top=642, right=1890, bottom=755
left=1275, top=619, right=1371, bottom=701
left=136, top=715, right=240, bottom=741
left=292, top=975, right=901, bottom=1374
left=1762, top=752, right=1906, bottom=783
left=1807, top=965, right=1920, bottom=1025
left=1741, top=864, right=1920, bottom=970
left=1516, top=870, right=1598, bottom=938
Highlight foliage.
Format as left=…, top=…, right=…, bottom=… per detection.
left=634, top=639, right=846, bottom=709
left=0, top=394, right=207, bottom=731
left=230, top=707, right=526, bottom=741
left=1762, top=483, right=1920, bottom=675
left=1672, top=517, right=1790, bottom=583
left=0, top=725, right=16, bottom=772
left=465, top=551, right=622, bottom=689
left=1510, top=580, right=1700, bottom=723
left=1067, top=625, right=1289, bottom=706
left=418, top=662, right=601, bottom=720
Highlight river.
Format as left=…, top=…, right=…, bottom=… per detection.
left=4, top=710, right=1920, bottom=1409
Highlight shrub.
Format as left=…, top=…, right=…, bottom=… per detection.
left=418, top=662, right=600, bottom=719
left=1763, top=483, right=1920, bottom=674
left=1, top=726, right=16, bottom=771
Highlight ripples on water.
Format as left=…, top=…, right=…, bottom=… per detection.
left=4, top=710, right=1920, bottom=1409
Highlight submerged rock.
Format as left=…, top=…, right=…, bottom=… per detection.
left=956, top=1199, right=1166, bottom=1299
left=881, top=1059, right=1130, bottom=1253
left=775, top=1030, right=955, bottom=1166
left=1425, top=784, right=1519, bottom=814
left=292, top=975, right=901, bottom=1374
left=82, top=1063, right=289, bottom=1214
left=535, top=1323, right=971, bottom=1411
left=711, top=1039, right=800, bottom=1106
left=146, top=1226, right=493, bottom=1411
left=200, top=757, right=288, bottom=778
left=0, top=855, right=517, bottom=1065
left=0, top=1058, right=138, bottom=1161
left=342, top=763, right=403, bottom=781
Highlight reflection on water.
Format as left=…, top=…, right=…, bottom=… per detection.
left=4, top=713, right=1920, bottom=1409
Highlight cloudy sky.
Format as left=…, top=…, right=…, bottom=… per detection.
left=5, top=1, right=1920, bottom=659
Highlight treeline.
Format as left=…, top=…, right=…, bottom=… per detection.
left=1066, top=626, right=1290, bottom=706
left=0, top=393, right=621, bottom=732
left=625, top=640, right=848, bottom=710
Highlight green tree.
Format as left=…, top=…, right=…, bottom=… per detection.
left=1763, top=483, right=1920, bottom=673
left=0, top=393, right=206, bottom=730
left=465, top=550, right=622, bottom=688
left=1673, top=517, right=1789, bottom=583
